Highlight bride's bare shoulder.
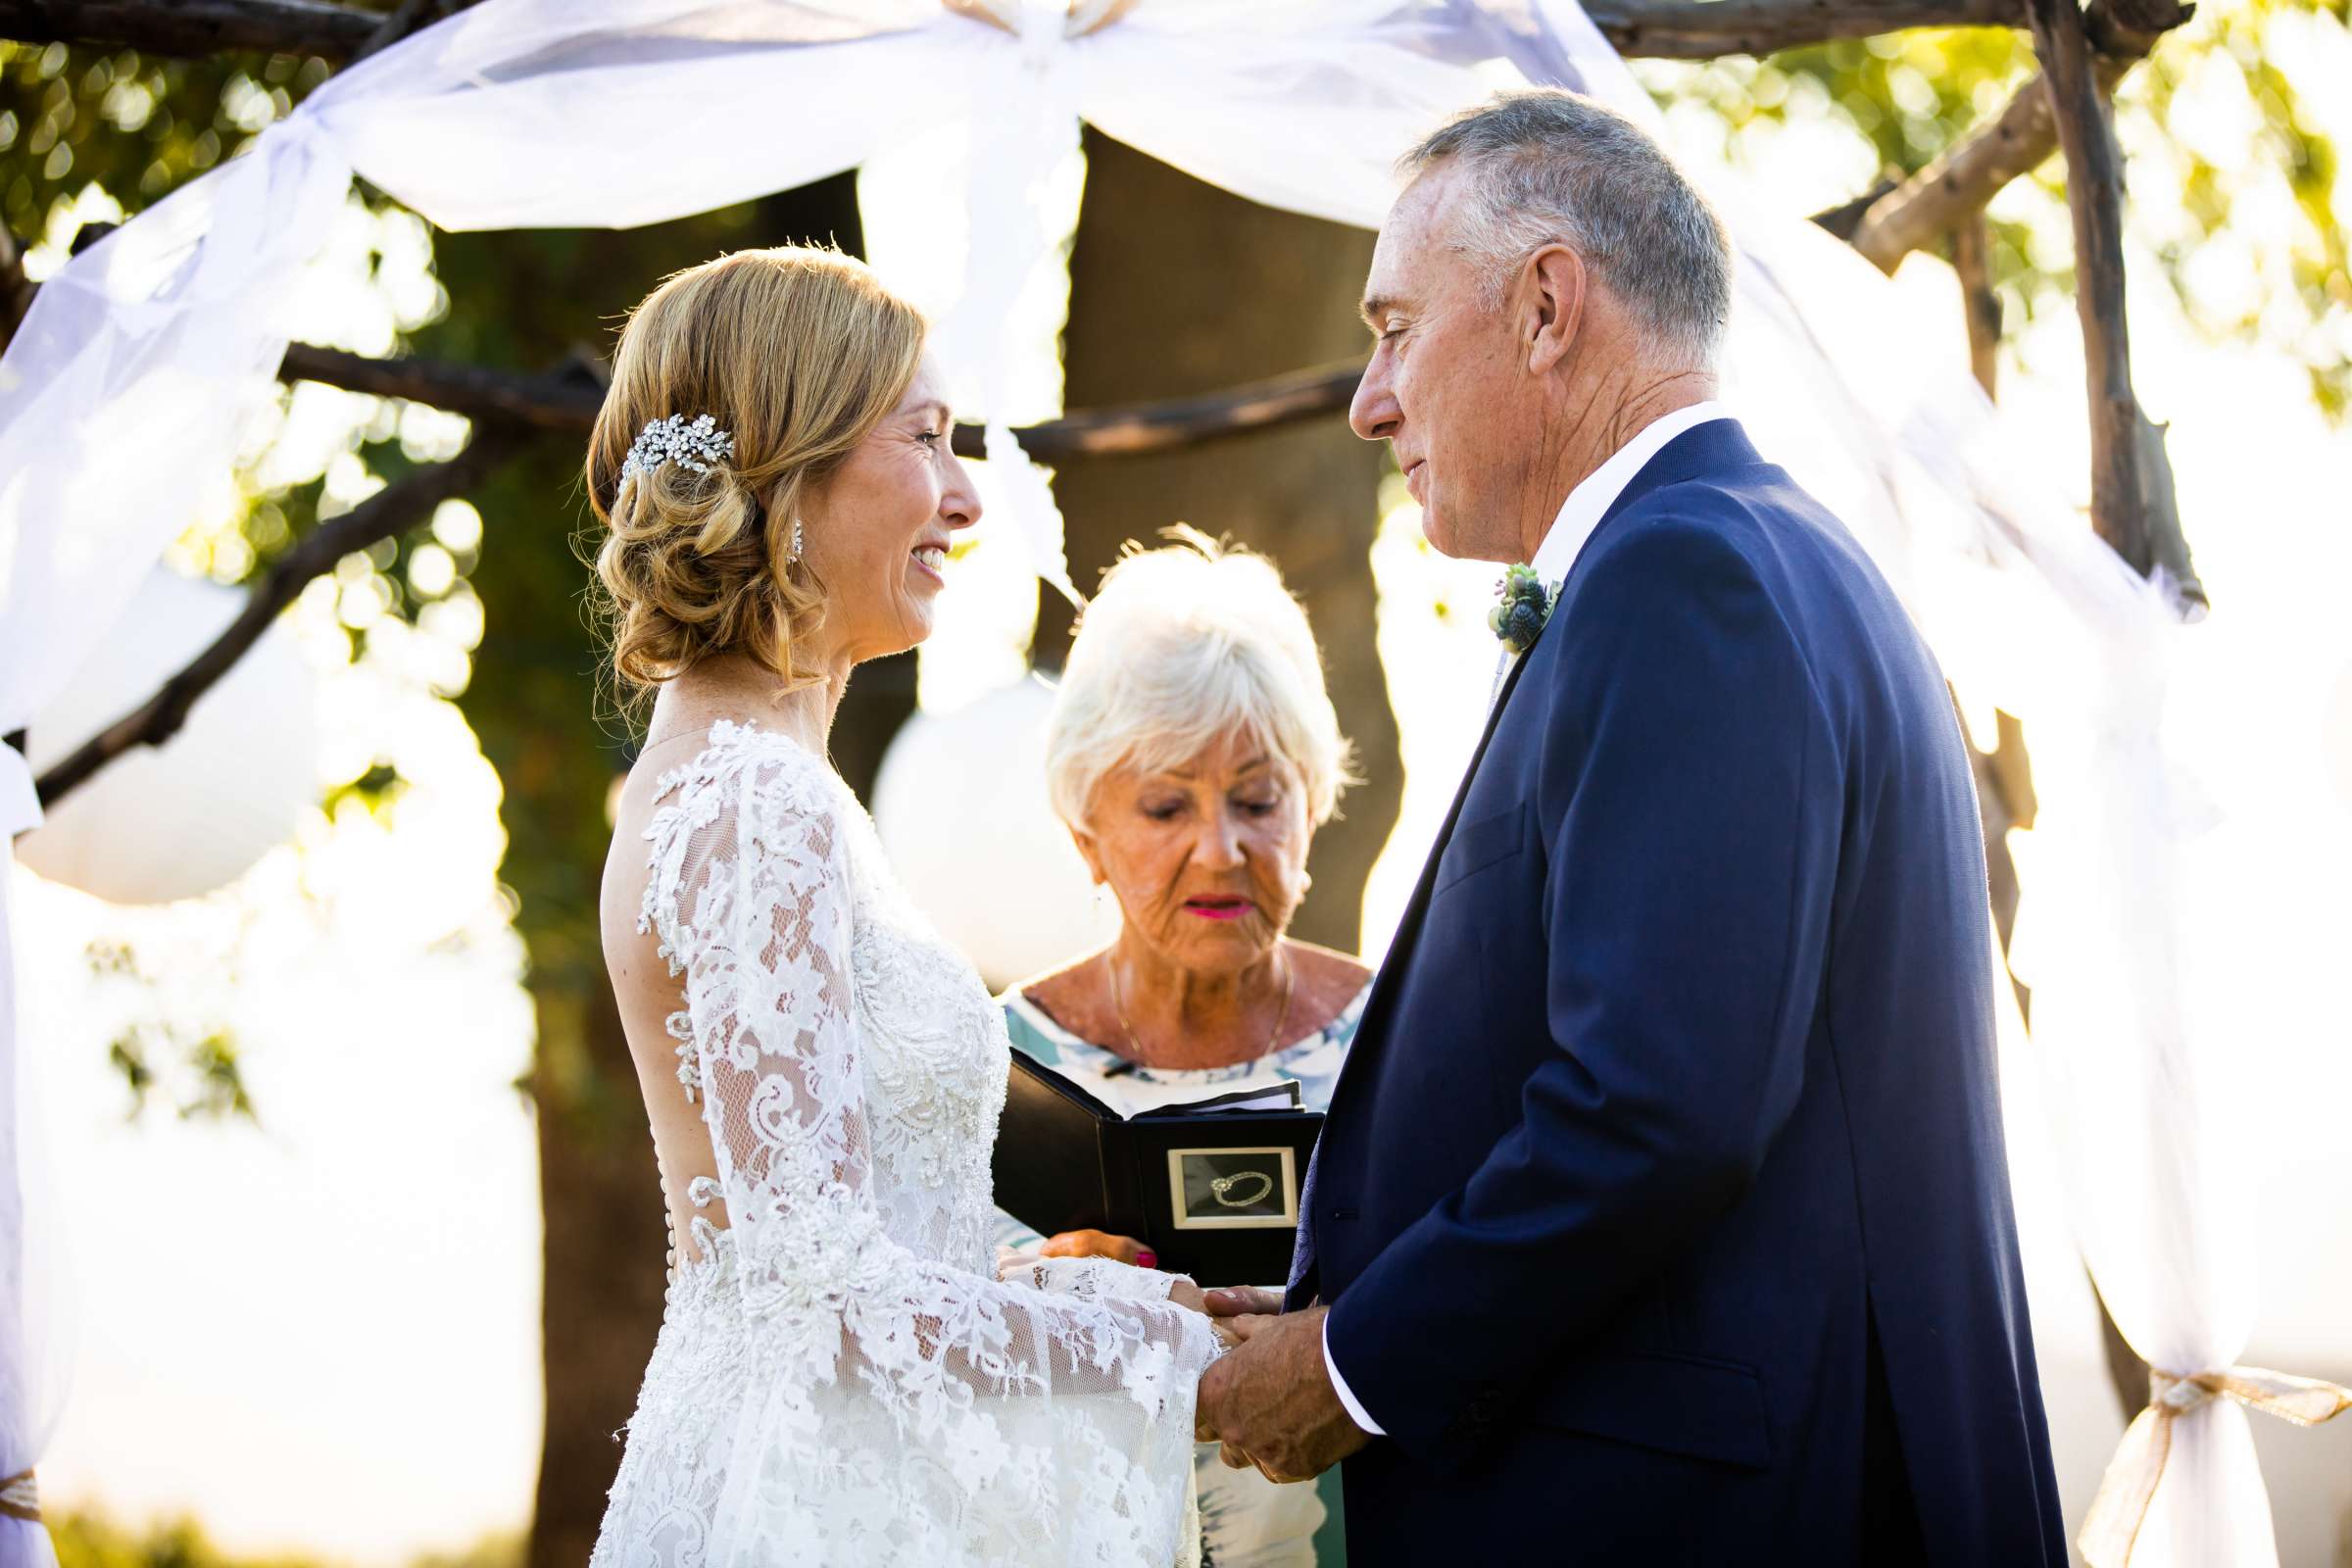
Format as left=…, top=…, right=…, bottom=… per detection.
left=597, top=726, right=732, bottom=960
left=600, top=760, right=674, bottom=974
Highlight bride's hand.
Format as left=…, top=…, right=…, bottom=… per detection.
left=1167, top=1280, right=1246, bottom=1348
left=1041, top=1228, right=1155, bottom=1268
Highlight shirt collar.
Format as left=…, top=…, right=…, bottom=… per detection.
left=1528, top=400, right=1733, bottom=587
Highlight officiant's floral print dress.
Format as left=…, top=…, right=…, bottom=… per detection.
left=995, top=985, right=1372, bottom=1568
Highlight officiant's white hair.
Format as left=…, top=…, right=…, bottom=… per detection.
left=1404, top=87, right=1732, bottom=368
left=1046, top=528, right=1353, bottom=832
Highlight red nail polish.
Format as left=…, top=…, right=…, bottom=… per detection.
left=1136, top=1250, right=1157, bottom=1268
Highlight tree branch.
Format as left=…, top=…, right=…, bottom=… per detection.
left=25, top=334, right=1360, bottom=812
left=5, top=0, right=2027, bottom=64
left=347, top=0, right=438, bottom=66
left=1587, top=0, right=2019, bottom=57
left=277, top=340, right=1367, bottom=463
left=32, top=429, right=526, bottom=809
left=1951, top=211, right=2002, bottom=397
left=2083, top=0, right=2195, bottom=56
left=951, top=360, right=1366, bottom=463
left=0, top=0, right=380, bottom=59
left=0, top=220, right=29, bottom=348
left=34, top=341, right=1356, bottom=810
left=1846, top=55, right=2125, bottom=272
left=1811, top=176, right=1901, bottom=243
left=1843, top=0, right=2189, bottom=272
left=2027, top=0, right=2201, bottom=598
left=280, top=341, right=609, bottom=430
left=2024, top=0, right=2203, bottom=1411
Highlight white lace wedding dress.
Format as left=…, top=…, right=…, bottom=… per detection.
left=591, top=720, right=1222, bottom=1567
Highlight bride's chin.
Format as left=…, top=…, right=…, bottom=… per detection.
left=892, top=605, right=936, bottom=653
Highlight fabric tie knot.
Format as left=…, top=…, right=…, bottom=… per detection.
left=943, top=0, right=1139, bottom=41
left=2081, top=1363, right=2352, bottom=1567
left=2151, top=1367, right=2216, bottom=1414
left=0, top=1468, right=38, bottom=1524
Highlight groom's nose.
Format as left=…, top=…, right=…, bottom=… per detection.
left=1349, top=353, right=1401, bottom=443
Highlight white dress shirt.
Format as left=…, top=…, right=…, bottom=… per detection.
left=1531, top=398, right=1733, bottom=593
left=1321, top=398, right=1735, bottom=1440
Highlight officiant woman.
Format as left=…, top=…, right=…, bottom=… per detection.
left=995, top=530, right=1370, bottom=1568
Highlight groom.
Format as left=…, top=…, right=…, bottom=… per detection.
left=1195, top=89, right=2065, bottom=1564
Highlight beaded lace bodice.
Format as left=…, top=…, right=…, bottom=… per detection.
left=591, top=720, right=1219, bottom=1568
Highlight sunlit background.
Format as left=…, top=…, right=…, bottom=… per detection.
left=6, top=2, right=2352, bottom=1561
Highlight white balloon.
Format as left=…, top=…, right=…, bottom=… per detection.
left=18, top=566, right=318, bottom=906
left=871, top=677, right=1108, bottom=992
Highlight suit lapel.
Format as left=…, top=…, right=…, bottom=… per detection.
left=1337, top=617, right=1550, bottom=1089
left=1294, top=624, right=1548, bottom=1304
left=1303, top=419, right=1768, bottom=1246
left=1341, top=421, right=1762, bottom=1054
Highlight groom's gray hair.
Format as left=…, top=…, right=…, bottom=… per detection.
left=1403, top=89, right=1733, bottom=368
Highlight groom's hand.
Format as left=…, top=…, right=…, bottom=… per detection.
left=1193, top=1305, right=1370, bottom=1484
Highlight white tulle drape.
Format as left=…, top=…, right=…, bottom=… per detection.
left=0, top=0, right=2311, bottom=1560
left=0, top=846, right=61, bottom=1567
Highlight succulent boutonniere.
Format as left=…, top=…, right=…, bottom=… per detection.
left=1489, top=564, right=1557, bottom=657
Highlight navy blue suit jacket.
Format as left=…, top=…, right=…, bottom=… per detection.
left=1294, top=420, right=2063, bottom=1565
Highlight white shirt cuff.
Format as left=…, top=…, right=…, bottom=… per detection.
left=1322, top=1313, right=1385, bottom=1437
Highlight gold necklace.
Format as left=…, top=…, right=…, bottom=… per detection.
left=1106, top=949, right=1294, bottom=1069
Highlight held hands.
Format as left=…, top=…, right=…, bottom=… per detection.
left=1032, top=1232, right=1249, bottom=1348
left=1191, top=1294, right=1371, bottom=1484
left=1205, top=1286, right=1285, bottom=1316
left=1166, top=1278, right=1244, bottom=1348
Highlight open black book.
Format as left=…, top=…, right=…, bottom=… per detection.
left=993, top=1050, right=1323, bottom=1288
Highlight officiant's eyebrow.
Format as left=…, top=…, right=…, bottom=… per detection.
left=1360, top=294, right=1399, bottom=330
left=1160, top=755, right=1273, bottom=779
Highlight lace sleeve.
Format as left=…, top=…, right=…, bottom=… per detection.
left=1011, top=1252, right=1202, bottom=1304
left=994, top=1202, right=1188, bottom=1303
left=653, top=746, right=1219, bottom=1566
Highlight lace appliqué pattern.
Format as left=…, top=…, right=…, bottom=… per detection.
left=592, top=721, right=1220, bottom=1568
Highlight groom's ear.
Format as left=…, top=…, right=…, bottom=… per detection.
left=1524, top=243, right=1586, bottom=377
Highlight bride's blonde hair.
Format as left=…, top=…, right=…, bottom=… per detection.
left=587, top=246, right=926, bottom=694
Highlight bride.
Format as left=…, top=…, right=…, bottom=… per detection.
left=586, top=246, right=1228, bottom=1566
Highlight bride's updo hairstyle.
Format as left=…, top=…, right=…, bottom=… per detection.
left=587, top=246, right=925, bottom=693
